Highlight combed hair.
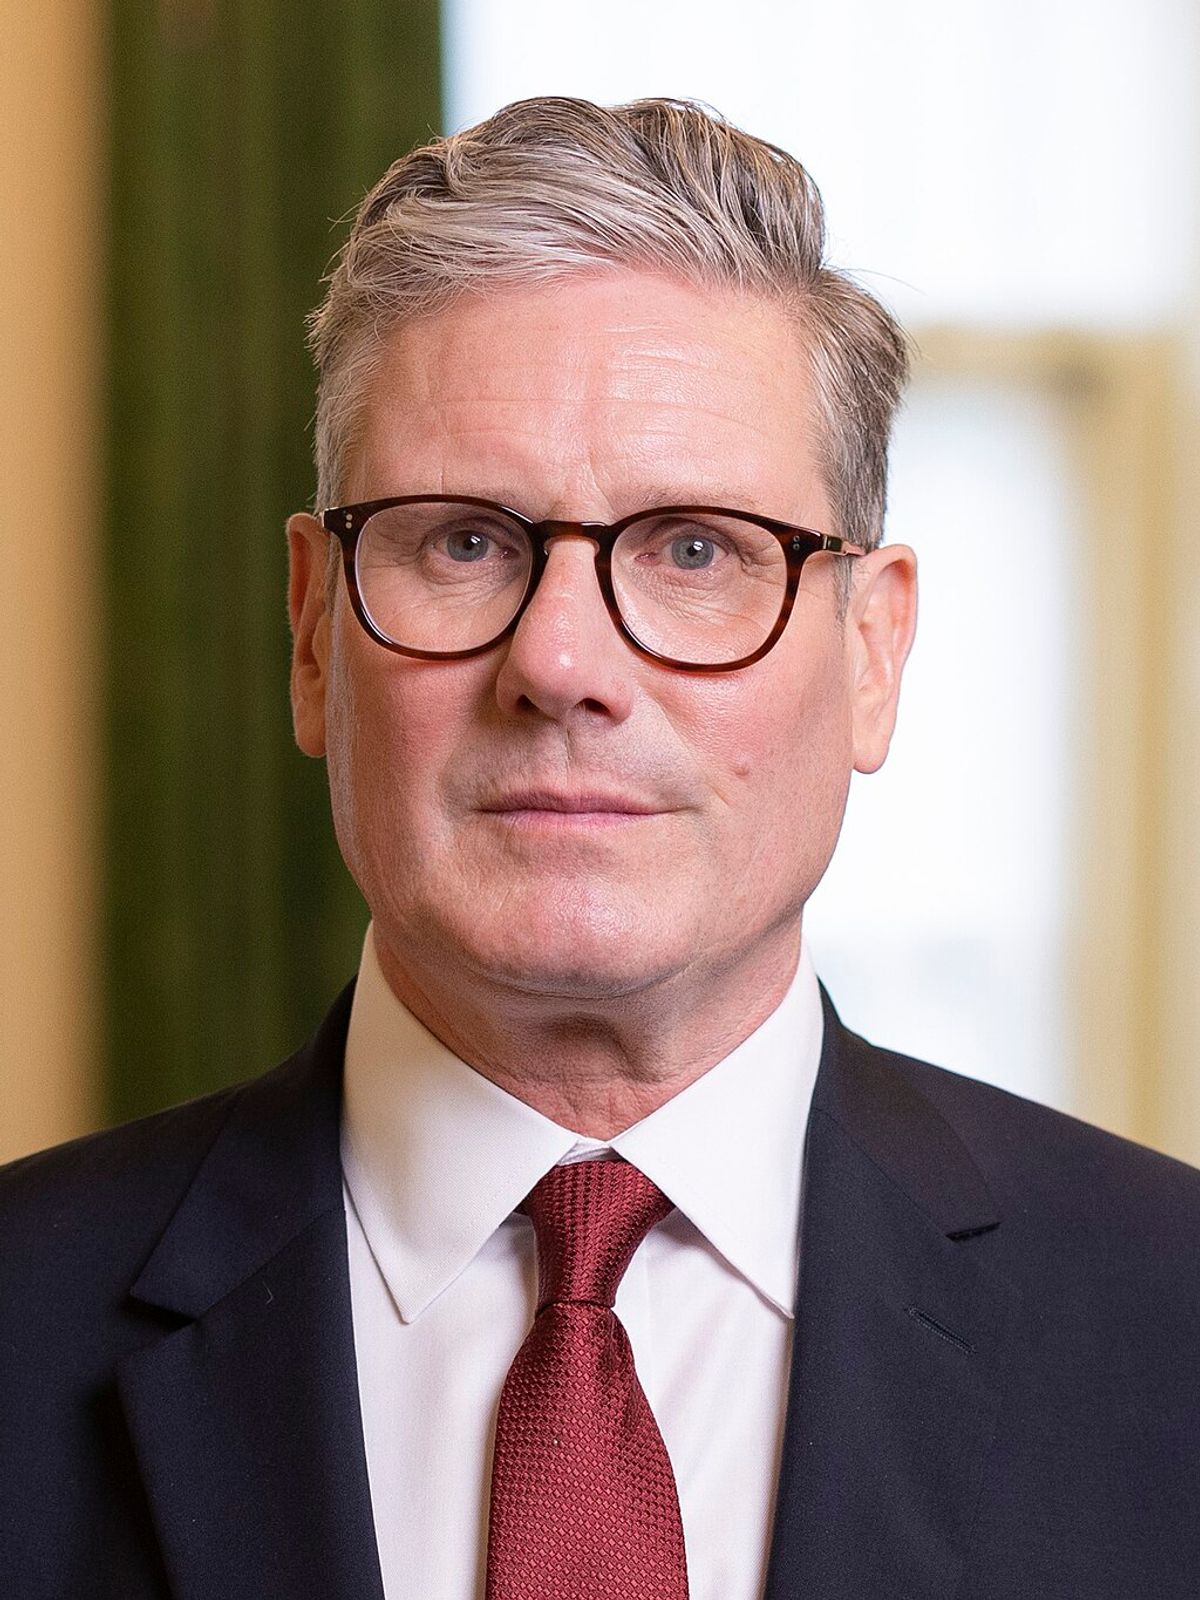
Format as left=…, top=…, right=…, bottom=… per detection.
left=307, top=96, right=910, bottom=551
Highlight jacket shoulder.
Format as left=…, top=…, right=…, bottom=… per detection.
left=0, top=1080, right=248, bottom=1289
left=0, top=983, right=355, bottom=1277
left=858, top=1029, right=1200, bottom=1239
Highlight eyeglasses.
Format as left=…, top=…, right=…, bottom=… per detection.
left=320, top=495, right=864, bottom=673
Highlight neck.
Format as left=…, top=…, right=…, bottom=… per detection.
left=372, top=925, right=804, bottom=1138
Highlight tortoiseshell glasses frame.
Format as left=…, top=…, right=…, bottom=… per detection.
left=320, top=494, right=865, bottom=674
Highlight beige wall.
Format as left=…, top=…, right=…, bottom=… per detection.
left=0, top=0, right=103, bottom=1160
left=1158, top=303, right=1200, bottom=1165
left=912, top=329, right=1200, bottom=1166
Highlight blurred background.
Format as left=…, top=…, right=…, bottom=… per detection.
left=4, top=0, right=1200, bottom=1165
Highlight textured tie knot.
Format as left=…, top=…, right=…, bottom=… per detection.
left=524, top=1159, right=674, bottom=1311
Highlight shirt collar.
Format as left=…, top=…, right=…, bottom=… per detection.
left=342, top=926, right=822, bottom=1323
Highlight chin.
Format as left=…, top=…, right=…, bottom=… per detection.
left=442, top=888, right=692, bottom=1003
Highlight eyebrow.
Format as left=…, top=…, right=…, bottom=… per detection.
left=629, top=485, right=778, bottom=512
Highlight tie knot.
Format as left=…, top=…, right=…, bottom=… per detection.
left=523, top=1159, right=673, bottom=1311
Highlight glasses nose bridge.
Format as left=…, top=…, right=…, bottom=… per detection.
left=531, top=516, right=611, bottom=554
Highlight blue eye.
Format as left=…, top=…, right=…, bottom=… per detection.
left=446, top=530, right=492, bottom=562
left=671, top=536, right=716, bottom=570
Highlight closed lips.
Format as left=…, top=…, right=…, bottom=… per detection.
left=481, top=791, right=666, bottom=814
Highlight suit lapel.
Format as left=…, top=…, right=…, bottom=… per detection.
left=765, top=999, right=1020, bottom=1600
left=117, top=985, right=384, bottom=1600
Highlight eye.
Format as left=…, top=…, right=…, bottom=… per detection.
left=670, top=535, right=717, bottom=570
left=445, top=528, right=494, bottom=562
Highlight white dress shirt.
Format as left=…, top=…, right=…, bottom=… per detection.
left=341, top=925, right=823, bottom=1600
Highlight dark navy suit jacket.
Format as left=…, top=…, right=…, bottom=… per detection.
left=3, top=983, right=1199, bottom=1598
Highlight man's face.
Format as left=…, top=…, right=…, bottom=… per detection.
left=289, top=271, right=915, bottom=1012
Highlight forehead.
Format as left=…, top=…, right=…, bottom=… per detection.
left=344, top=270, right=827, bottom=521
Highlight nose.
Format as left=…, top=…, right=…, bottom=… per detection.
left=493, top=534, right=636, bottom=723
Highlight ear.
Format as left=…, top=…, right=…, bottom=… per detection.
left=845, top=544, right=918, bottom=775
left=287, top=512, right=332, bottom=758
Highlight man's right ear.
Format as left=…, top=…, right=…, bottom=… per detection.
left=286, top=512, right=332, bottom=758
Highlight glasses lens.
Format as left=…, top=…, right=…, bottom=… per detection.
left=355, top=500, right=534, bottom=653
left=612, top=512, right=788, bottom=665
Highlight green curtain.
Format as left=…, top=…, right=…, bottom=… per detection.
left=104, top=1, right=442, bottom=1122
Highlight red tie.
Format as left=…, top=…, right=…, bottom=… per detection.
left=485, top=1159, right=690, bottom=1599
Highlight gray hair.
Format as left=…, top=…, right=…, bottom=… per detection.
left=307, top=96, right=910, bottom=551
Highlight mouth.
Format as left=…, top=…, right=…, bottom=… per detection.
left=479, top=789, right=669, bottom=827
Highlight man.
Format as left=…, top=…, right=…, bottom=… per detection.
left=2, top=95, right=1199, bottom=1600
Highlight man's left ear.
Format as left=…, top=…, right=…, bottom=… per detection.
left=845, top=544, right=918, bottom=775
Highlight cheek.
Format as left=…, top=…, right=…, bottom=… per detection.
left=689, top=646, right=854, bottom=815
left=731, top=698, right=854, bottom=914
left=322, top=625, right=475, bottom=867
left=686, top=650, right=856, bottom=918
